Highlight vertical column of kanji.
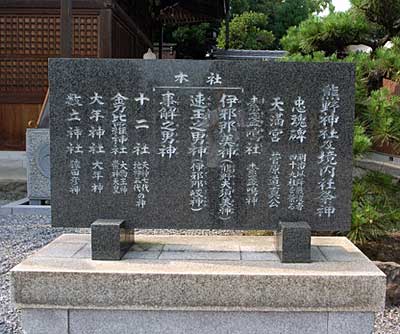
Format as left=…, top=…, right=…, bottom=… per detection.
left=88, top=92, right=106, bottom=194
left=288, top=96, right=308, bottom=211
left=317, top=85, right=340, bottom=218
left=158, top=91, right=179, bottom=159
left=111, top=93, right=129, bottom=195
left=267, top=97, right=285, bottom=208
left=218, top=93, right=239, bottom=220
left=244, top=96, right=264, bottom=207
left=189, top=92, right=209, bottom=211
left=288, top=154, right=307, bottom=211
left=133, top=93, right=151, bottom=209
left=65, top=93, right=84, bottom=195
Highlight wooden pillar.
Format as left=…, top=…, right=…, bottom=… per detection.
left=99, top=8, right=113, bottom=58
left=61, top=0, right=73, bottom=57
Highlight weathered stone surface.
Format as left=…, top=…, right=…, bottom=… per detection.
left=327, top=312, right=375, bottom=334
left=21, top=309, right=67, bottom=334
left=375, top=261, right=400, bottom=306
left=49, top=59, right=355, bottom=231
left=35, top=241, right=86, bottom=258
left=26, top=128, right=50, bottom=200
left=355, top=158, right=400, bottom=179
left=0, top=198, right=51, bottom=216
left=68, top=309, right=329, bottom=334
left=276, top=221, right=311, bottom=263
left=19, top=308, right=377, bottom=334
left=11, top=235, right=386, bottom=312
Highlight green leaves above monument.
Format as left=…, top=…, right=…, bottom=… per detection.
left=281, top=12, right=370, bottom=55
left=281, top=0, right=400, bottom=55
left=217, top=12, right=275, bottom=50
left=228, top=0, right=333, bottom=48
left=172, top=23, right=213, bottom=59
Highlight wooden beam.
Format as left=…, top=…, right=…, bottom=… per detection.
left=60, top=0, right=73, bottom=57
left=0, top=0, right=107, bottom=9
left=112, top=2, right=153, bottom=49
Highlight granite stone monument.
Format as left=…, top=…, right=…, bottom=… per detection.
left=11, top=59, right=386, bottom=334
left=49, top=59, right=354, bottom=232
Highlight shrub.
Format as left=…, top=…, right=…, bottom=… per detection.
left=364, top=88, right=400, bottom=150
left=348, top=172, right=400, bottom=244
left=280, top=12, right=370, bottom=55
left=217, top=12, right=275, bottom=50
left=172, top=23, right=212, bottom=59
left=353, top=123, right=372, bottom=158
left=349, top=201, right=387, bottom=244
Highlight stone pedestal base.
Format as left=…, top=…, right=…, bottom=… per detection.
left=12, top=234, right=386, bottom=334
left=21, top=309, right=375, bottom=334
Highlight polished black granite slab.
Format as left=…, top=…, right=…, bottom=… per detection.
left=91, top=219, right=134, bottom=260
left=49, top=59, right=354, bottom=230
left=276, top=221, right=311, bottom=263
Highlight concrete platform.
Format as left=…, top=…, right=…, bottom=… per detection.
left=356, top=152, right=400, bottom=178
left=0, top=151, right=27, bottom=181
left=0, top=198, right=50, bottom=216
left=12, top=234, right=386, bottom=334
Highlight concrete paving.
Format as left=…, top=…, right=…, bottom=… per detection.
left=356, top=152, right=400, bottom=179
left=0, top=166, right=26, bottom=182
left=0, top=151, right=27, bottom=182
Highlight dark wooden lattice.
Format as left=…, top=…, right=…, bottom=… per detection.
left=0, top=2, right=153, bottom=150
left=0, top=15, right=60, bottom=56
left=72, top=16, right=99, bottom=57
left=0, top=14, right=99, bottom=99
left=0, top=58, right=48, bottom=94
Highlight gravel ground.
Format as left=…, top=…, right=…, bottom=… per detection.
left=0, top=213, right=80, bottom=334
left=374, top=307, right=400, bottom=333
left=0, top=183, right=26, bottom=202
left=0, top=211, right=399, bottom=333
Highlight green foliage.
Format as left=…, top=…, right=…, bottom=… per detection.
left=231, top=0, right=251, bottom=14
left=373, top=44, right=400, bottom=82
left=341, top=52, right=375, bottom=113
left=231, top=0, right=276, bottom=16
left=349, top=201, right=386, bottom=244
left=389, top=36, right=400, bottom=51
left=172, top=23, right=212, bottom=59
left=281, top=50, right=330, bottom=62
left=281, top=0, right=400, bottom=55
left=351, top=0, right=400, bottom=36
left=282, top=49, right=400, bottom=154
left=280, top=12, right=370, bottom=55
left=231, top=1, right=332, bottom=17
left=279, top=26, right=304, bottom=54
left=353, top=123, right=372, bottom=158
left=307, top=0, right=333, bottom=13
left=364, top=88, right=400, bottom=149
left=349, top=172, right=400, bottom=244
left=217, top=12, right=275, bottom=50
left=282, top=51, right=373, bottom=116
left=273, top=0, right=310, bottom=41
left=230, top=0, right=332, bottom=46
